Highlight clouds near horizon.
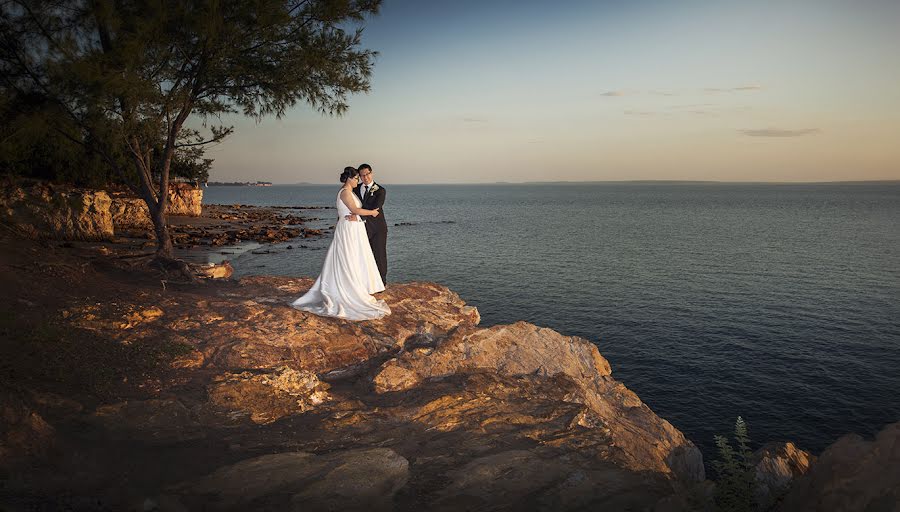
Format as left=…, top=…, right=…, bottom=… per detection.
left=209, top=0, right=900, bottom=183
left=739, top=128, right=822, bottom=137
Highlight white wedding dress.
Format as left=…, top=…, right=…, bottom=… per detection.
left=291, top=189, right=390, bottom=320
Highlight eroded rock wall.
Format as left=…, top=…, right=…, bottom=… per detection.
left=0, top=181, right=113, bottom=241
left=0, top=180, right=204, bottom=239
left=109, top=195, right=152, bottom=230
left=167, top=182, right=202, bottom=217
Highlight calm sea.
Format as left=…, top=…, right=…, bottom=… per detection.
left=200, top=182, right=900, bottom=459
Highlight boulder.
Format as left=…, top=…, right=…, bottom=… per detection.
left=775, top=421, right=900, bottom=512
left=0, top=181, right=113, bottom=241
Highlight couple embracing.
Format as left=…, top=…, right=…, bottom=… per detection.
left=291, top=164, right=391, bottom=321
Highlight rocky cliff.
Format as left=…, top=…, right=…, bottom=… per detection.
left=1, top=235, right=897, bottom=511
left=0, top=232, right=707, bottom=510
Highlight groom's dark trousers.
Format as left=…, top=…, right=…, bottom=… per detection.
left=354, top=183, right=388, bottom=284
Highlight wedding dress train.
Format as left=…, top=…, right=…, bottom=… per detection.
left=291, top=190, right=390, bottom=320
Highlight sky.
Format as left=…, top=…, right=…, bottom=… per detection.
left=205, top=0, right=900, bottom=184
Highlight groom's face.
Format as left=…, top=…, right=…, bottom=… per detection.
left=360, top=168, right=374, bottom=185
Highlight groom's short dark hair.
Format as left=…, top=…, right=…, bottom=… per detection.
left=358, top=163, right=372, bottom=173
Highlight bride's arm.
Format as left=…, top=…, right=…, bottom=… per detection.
left=340, top=189, right=380, bottom=216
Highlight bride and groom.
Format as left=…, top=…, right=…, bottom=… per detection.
left=291, top=164, right=391, bottom=320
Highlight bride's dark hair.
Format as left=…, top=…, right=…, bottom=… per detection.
left=339, top=166, right=359, bottom=183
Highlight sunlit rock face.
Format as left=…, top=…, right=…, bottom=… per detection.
left=0, top=182, right=113, bottom=241
left=109, top=195, right=152, bottom=230
left=167, top=182, right=203, bottom=217
left=752, top=441, right=816, bottom=509
left=373, top=320, right=705, bottom=483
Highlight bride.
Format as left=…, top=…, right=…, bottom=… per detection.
left=291, top=167, right=391, bottom=320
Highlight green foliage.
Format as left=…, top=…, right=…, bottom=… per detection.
left=2, top=0, right=381, bottom=256
left=0, top=90, right=122, bottom=187
left=712, top=416, right=756, bottom=512
left=1, top=89, right=211, bottom=188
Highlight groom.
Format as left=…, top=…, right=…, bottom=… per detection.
left=352, top=163, right=388, bottom=284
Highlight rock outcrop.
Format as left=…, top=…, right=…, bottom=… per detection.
left=753, top=441, right=815, bottom=509
left=167, top=182, right=203, bottom=216
left=3, top=232, right=898, bottom=511
left=775, top=421, right=900, bottom=512
left=109, top=195, right=152, bottom=230
left=4, top=269, right=707, bottom=510
left=0, top=180, right=203, bottom=241
left=110, top=183, right=203, bottom=230
left=373, top=321, right=705, bottom=483
left=0, top=181, right=113, bottom=240
left=178, top=448, right=409, bottom=511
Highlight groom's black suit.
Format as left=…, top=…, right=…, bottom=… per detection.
left=354, top=182, right=388, bottom=283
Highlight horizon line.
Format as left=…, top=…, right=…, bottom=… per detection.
left=254, top=179, right=900, bottom=186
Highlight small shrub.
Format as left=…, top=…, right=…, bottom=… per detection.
left=713, top=416, right=756, bottom=512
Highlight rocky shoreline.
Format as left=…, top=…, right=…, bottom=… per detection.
left=0, top=226, right=898, bottom=511
left=112, top=203, right=330, bottom=254
left=0, top=180, right=328, bottom=265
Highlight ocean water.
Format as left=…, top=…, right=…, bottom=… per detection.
left=201, top=182, right=900, bottom=458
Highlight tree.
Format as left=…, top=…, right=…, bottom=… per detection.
left=0, top=0, right=380, bottom=264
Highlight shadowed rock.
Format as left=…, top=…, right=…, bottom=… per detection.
left=775, top=421, right=900, bottom=512
left=0, top=389, right=56, bottom=468
left=178, top=448, right=409, bottom=511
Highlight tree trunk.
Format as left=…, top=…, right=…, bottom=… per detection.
left=132, top=161, right=174, bottom=261
left=150, top=203, right=174, bottom=259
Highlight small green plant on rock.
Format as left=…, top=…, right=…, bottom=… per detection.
left=713, top=416, right=756, bottom=512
